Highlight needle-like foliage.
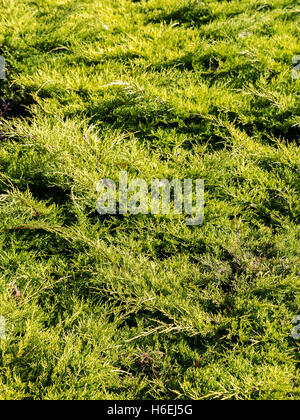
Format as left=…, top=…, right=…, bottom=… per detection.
left=0, top=0, right=299, bottom=400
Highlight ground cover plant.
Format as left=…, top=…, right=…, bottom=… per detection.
left=0, top=0, right=299, bottom=400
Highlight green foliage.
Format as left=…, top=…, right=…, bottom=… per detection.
left=0, top=0, right=299, bottom=400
